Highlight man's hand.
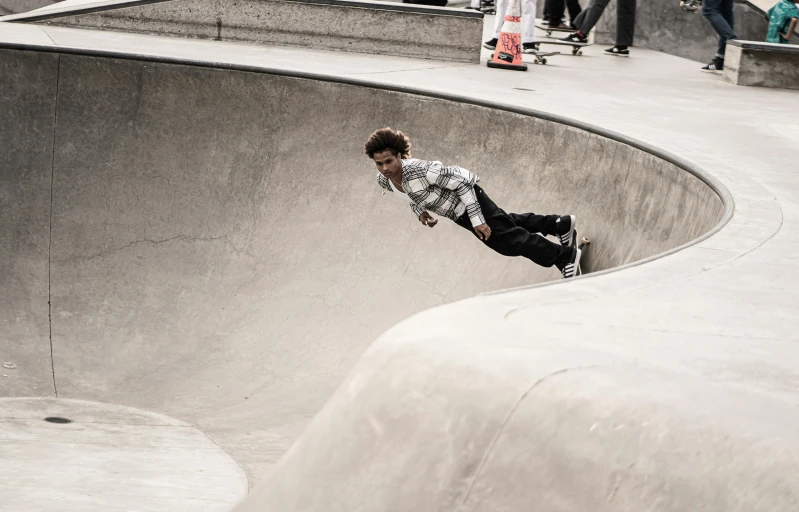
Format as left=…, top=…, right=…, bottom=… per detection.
left=419, top=212, right=438, bottom=228
left=474, top=223, right=491, bottom=241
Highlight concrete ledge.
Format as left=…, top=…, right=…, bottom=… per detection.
left=724, top=39, right=799, bottom=89
left=4, top=0, right=484, bottom=63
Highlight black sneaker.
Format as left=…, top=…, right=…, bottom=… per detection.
left=701, top=58, right=723, bottom=73
left=483, top=38, right=498, bottom=50
left=604, top=46, right=629, bottom=57
left=522, top=42, right=539, bottom=54
left=556, top=246, right=582, bottom=279
left=554, top=215, right=576, bottom=246
left=560, top=32, right=587, bottom=44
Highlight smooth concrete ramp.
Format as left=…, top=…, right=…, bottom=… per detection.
left=2, top=44, right=725, bottom=509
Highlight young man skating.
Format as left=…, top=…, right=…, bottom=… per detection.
left=364, top=127, right=582, bottom=279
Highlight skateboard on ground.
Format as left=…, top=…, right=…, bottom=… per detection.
left=535, top=23, right=575, bottom=37
left=534, top=40, right=591, bottom=56
left=522, top=48, right=561, bottom=65
left=577, top=236, right=590, bottom=276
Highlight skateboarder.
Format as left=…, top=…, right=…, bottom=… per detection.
left=364, top=127, right=582, bottom=279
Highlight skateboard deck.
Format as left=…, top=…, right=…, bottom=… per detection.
left=521, top=49, right=560, bottom=65
left=535, top=24, right=574, bottom=37
left=534, top=40, right=591, bottom=55
left=577, top=236, right=590, bottom=276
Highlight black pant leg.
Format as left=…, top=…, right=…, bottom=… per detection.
left=507, top=212, right=561, bottom=236
left=455, top=186, right=566, bottom=267
left=547, top=0, right=565, bottom=24
left=616, top=0, right=636, bottom=46
left=566, top=0, right=582, bottom=21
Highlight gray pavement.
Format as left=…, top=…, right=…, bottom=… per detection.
left=0, top=397, right=247, bottom=511
left=1, top=18, right=798, bottom=512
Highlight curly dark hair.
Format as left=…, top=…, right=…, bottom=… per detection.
left=364, top=127, right=411, bottom=159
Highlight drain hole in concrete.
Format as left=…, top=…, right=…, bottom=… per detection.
left=44, top=417, right=72, bottom=424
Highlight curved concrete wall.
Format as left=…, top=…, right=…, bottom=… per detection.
left=3, top=0, right=484, bottom=63
left=1, top=46, right=723, bottom=489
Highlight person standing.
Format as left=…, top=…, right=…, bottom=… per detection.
left=699, top=0, right=738, bottom=72
left=560, top=0, right=637, bottom=56
left=365, top=128, right=583, bottom=279
left=483, top=0, right=541, bottom=54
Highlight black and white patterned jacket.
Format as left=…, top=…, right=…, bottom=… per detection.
left=376, top=158, right=485, bottom=227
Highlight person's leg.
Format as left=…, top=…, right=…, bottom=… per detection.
left=507, top=212, right=560, bottom=236
left=493, top=0, right=508, bottom=39
left=574, top=0, right=611, bottom=34
left=721, top=0, right=735, bottom=55
left=522, top=0, right=538, bottom=44
left=701, top=0, right=737, bottom=59
left=566, top=0, right=582, bottom=23
left=615, top=0, right=636, bottom=47
left=547, top=0, right=565, bottom=26
left=455, top=186, right=569, bottom=267
left=572, top=4, right=588, bottom=29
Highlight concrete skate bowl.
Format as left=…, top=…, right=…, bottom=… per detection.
left=2, top=45, right=729, bottom=510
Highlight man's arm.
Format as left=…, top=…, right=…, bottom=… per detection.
left=410, top=202, right=426, bottom=220
left=411, top=204, right=438, bottom=227
left=426, top=163, right=486, bottom=228
left=783, top=17, right=798, bottom=40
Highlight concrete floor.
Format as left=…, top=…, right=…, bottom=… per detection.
left=0, top=398, right=247, bottom=511
left=1, top=14, right=798, bottom=512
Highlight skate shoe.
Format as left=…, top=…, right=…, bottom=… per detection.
left=560, top=32, right=588, bottom=44
left=604, top=46, right=630, bottom=57
left=522, top=42, right=540, bottom=53
left=557, top=246, right=582, bottom=279
left=555, top=215, right=576, bottom=247
left=701, top=58, right=724, bottom=73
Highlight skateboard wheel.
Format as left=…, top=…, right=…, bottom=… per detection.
left=577, top=50, right=583, bottom=55
left=541, top=58, right=547, bottom=64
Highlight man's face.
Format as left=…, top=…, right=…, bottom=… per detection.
left=373, top=150, right=402, bottom=181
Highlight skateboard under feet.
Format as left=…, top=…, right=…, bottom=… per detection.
left=577, top=236, right=590, bottom=276
left=535, top=23, right=574, bottom=38
left=522, top=47, right=560, bottom=65
left=534, top=40, right=591, bottom=56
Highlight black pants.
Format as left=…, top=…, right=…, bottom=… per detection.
left=454, top=186, right=568, bottom=268
left=546, top=0, right=582, bottom=26
left=573, top=0, right=636, bottom=46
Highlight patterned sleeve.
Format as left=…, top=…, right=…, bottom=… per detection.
left=426, top=162, right=485, bottom=227
left=410, top=203, right=426, bottom=220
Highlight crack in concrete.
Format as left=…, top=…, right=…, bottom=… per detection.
left=47, top=55, right=61, bottom=398
left=460, top=364, right=609, bottom=506
left=53, top=233, right=251, bottom=263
